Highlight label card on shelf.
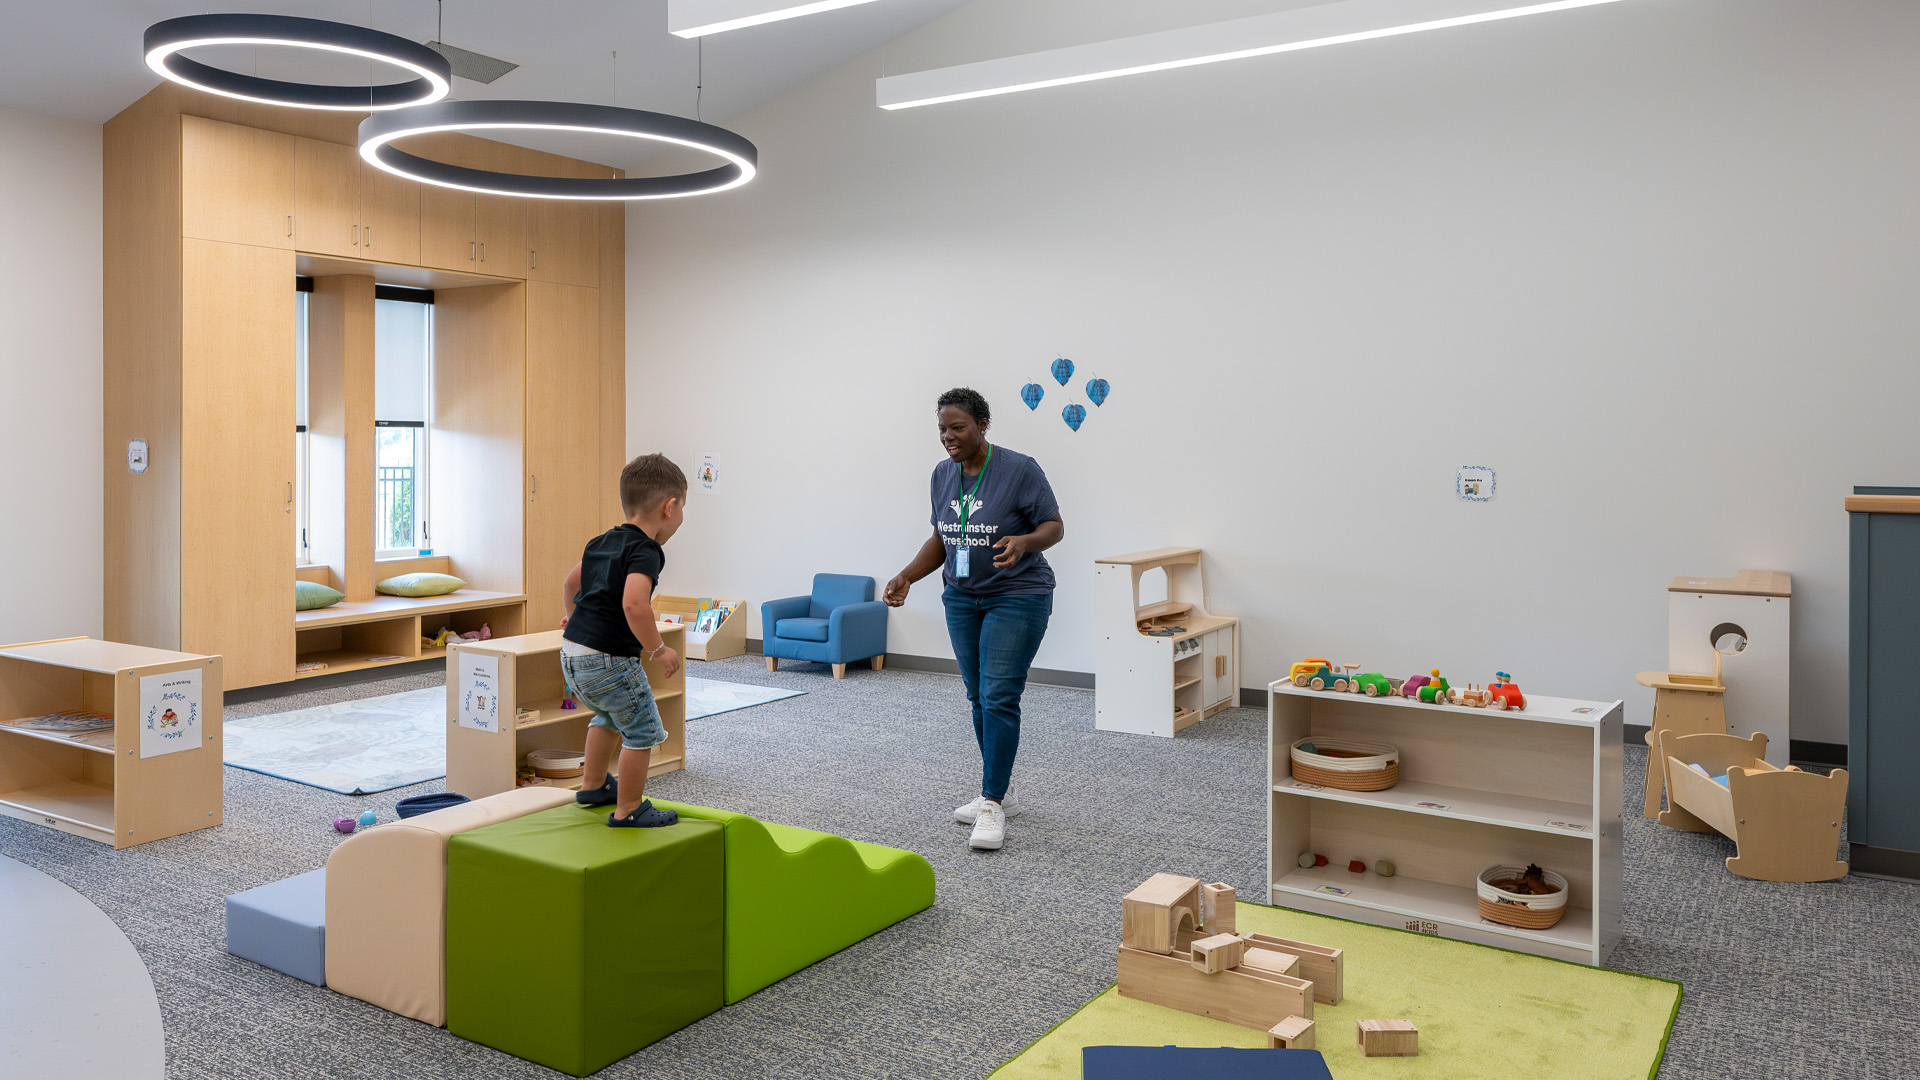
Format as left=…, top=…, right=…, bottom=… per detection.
left=459, top=653, right=501, bottom=733
left=140, top=668, right=202, bottom=758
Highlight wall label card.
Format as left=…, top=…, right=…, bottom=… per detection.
left=1457, top=465, right=1496, bottom=501
left=459, top=653, right=501, bottom=733
left=140, top=668, right=202, bottom=758
left=696, top=452, right=720, bottom=494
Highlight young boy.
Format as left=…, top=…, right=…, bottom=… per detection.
left=558, top=454, right=686, bottom=828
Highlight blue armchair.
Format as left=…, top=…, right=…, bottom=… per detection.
left=761, top=574, right=889, bottom=679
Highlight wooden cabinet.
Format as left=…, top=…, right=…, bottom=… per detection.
left=523, top=282, right=602, bottom=631
left=421, top=188, right=525, bottom=277
left=182, top=115, right=293, bottom=249
left=476, top=194, right=527, bottom=277
left=359, top=161, right=419, bottom=264
left=180, top=239, right=296, bottom=688
left=293, top=137, right=360, bottom=257
left=527, top=200, right=598, bottom=287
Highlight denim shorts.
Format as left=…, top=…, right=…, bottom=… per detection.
left=560, top=651, right=668, bottom=751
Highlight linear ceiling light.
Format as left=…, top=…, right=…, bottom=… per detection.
left=359, top=100, right=758, bottom=200
left=144, top=13, right=450, bottom=111
left=670, top=0, right=889, bottom=38
left=877, top=0, right=1639, bottom=110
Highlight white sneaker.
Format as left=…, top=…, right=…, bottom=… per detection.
left=954, top=792, right=1021, bottom=824
left=969, top=801, right=1007, bottom=850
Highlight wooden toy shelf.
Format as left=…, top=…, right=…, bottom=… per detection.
left=0, top=637, right=222, bottom=849
left=1266, top=682, right=1622, bottom=966
left=1095, top=547, right=1239, bottom=737
left=293, top=590, right=526, bottom=679
left=446, top=627, right=685, bottom=799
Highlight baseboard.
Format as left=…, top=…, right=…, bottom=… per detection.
left=1849, top=844, right=1920, bottom=883
left=1624, top=723, right=1847, bottom=768
left=226, top=658, right=447, bottom=705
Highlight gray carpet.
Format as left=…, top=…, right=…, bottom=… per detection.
left=1, top=656, right=1914, bottom=1079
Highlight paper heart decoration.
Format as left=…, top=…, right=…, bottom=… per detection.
left=1051, top=357, right=1075, bottom=386
left=1021, top=382, right=1044, bottom=410
left=1062, top=404, right=1086, bottom=431
left=1086, top=378, right=1110, bottom=406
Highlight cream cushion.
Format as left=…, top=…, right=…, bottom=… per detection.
left=324, top=787, right=575, bottom=1025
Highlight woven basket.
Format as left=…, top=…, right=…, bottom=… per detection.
left=1476, top=865, right=1569, bottom=929
left=525, top=748, right=586, bottom=779
left=1289, top=737, right=1399, bottom=791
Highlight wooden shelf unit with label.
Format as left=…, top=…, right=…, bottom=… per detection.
left=1094, top=548, right=1239, bottom=737
left=446, top=627, right=686, bottom=799
left=0, top=638, right=222, bottom=849
left=1266, top=681, right=1623, bottom=965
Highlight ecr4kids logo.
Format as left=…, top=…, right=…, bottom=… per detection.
left=144, top=679, right=199, bottom=743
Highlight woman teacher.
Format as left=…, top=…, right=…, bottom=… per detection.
left=885, top=387, right=1064, bottom=851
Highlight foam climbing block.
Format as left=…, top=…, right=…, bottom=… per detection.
left=225, top=868, right=327, bottom=986
left=651, top=800, right=936, bottom=1003
left=445, top=806, right=724, bottom=1076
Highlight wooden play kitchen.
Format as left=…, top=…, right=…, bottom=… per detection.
left=1267, top=679, right=1623, bottom=966
left=445, top=628, right=686, bottom=799
left=1093, top=547, right=1239, bottom=736
left=0, top=637, right=222, bottom=848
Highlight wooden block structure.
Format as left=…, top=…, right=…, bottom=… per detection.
left=1358, top=1019, right=1419, bottom=1057
left=1238, top=946, right=1301, bottom=978
left=1201, top=882, right=1236, bottom=934
left=1117, top=945, right=1314, bottom=1030
left=1240, top=932, right=1343, bottom=1004
left=1267, top=1015, right=1315, bottom=1049
left=1122, top=873, right=1205, bottom=953
left=1187, top=933, right=1245, bottom=974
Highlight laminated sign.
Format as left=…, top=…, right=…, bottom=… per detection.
left=140, top=667, right=203, bottom=758
left=459, top=652, right=501, bottom=733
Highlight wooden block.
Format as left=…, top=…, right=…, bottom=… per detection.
left=1118, top=945, right=1314, bottom=1030
left=1240, top=932, right=1343, bottom=1004
left=1201, top=882, right=1236, bottom=934
left=1188, top=933, right=1245, bottom=974
left=1122, top=873, right=1203, bottom=953
left=1267, top=1015, right=1315, bottom=1049
left=1238, top=947, right=1300, bottom=977
left=1358, top=1019, right=1419, bottom=1057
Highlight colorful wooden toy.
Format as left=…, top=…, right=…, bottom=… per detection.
left=1352, top=672, right=1393, bottom=697
left=1449, top=683, right=1494, bottom=707
left=1408, top=669, right=1449, bottom=703
left=1289, top=658, right=1333, bottom=685
left=1346, top=860, right=1365, bottom=874
left=1294, top=663, right=1350, bottom=692
left=1399, top=673, right=1429, bottom=699
left=1489, top=671, right=1525, bottom=710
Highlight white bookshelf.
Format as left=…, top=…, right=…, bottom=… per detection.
left=1267, top=681, right=1622, bottom=966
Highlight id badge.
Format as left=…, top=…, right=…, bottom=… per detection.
left=955, top=546, right=971, bottom=579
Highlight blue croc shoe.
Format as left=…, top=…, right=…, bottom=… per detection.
left=575, top=776, right=618, bottom=807
left=608, top=800, right=678, bottom=828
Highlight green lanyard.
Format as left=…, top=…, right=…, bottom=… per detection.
left=957, top=444, right=993, bottom=537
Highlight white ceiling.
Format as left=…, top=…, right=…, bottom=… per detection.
left=0, top=0, right=972, bottom=169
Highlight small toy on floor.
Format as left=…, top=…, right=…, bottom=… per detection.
left=1357, top=1019, right=1418, bottom=1057
left=332, top=816, right=357, bottom=833
left=357, top=810, right=378, bottom=828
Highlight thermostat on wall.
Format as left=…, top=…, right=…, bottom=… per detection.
left=127, top=439, right=149, bottom=475
left=1457, top=465, right=1494, bottom=501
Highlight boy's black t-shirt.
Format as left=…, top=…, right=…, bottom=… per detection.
left=563, top=524, right=665, bottom=657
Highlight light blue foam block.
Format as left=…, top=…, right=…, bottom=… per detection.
left=225, top=868, right=327, bottom=985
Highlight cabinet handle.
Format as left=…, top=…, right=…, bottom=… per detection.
left=352, top=224, right=359, bottom=246
left=480, top=242, right=486, bottom=262
left=531, top=474, right=537, bottom=499
left=365, top=225, right=372, bottom=248
left=470, top=241, right=475, bottom=261
left=530, top=249, right=537, bottom=269
left=1215, top=656, right=1226, bottom=677
left=286, top=214, right=292, bottom=236
left=286, top=481, right=293, bottom=512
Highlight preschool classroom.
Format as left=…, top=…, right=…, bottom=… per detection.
left=0, top=1, right=1914, bottom=1078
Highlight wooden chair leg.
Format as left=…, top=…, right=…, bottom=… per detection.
left=870, top=655, right=885, bottom=671
left=766, top=657, right=777, bottom=672
left=832, top=663, right=846, bottom=680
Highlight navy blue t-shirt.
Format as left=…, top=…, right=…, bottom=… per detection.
left=929, top=445, right=1060, bottom=595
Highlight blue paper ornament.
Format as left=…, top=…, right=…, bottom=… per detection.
left=1051, top=357, right=1074, bottom=386
left=1086, top=378, right=1110, bottom=406
left=1020, top=382, right=1044, bottom=410
left=1062, top=404, right=1086, bottom=431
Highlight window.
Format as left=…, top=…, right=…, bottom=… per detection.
left=294, top=285, right=311, bottom=563
left=374, top=290, right=433, bottom=557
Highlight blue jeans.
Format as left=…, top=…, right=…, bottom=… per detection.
left=560, top=652, right=668, bottom=751
left=943, top=586, right=1053, bottom=802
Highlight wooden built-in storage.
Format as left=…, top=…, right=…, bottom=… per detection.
left=0, top=638, right=222, bottom=849
left=446, top=628, right=686, bottom=799
left=104, top=84, right=627, bottom=689
left=1266, top=682, right=1623, bottom=965
left=1094, top=547, right=1239, bottom=737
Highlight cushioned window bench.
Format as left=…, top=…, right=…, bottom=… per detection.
left=293, top=591, right=527, bottom=679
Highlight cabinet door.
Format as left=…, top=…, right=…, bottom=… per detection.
left=526, top=200, right=598, bottom=287
left=419, top=186, right=476, bottom=271
left=476, top=193, right=528, bottom=278
left=182, top=116, right=293, bottom=250
left=524, top=283, right=603, bottom=631
left=292, top=137, right=360, bottom=258
left=180, top=239, right=297, bottom=689
left=1204, top=629, right=1234, bottom=707
left=360, top=161, right=420, bottom=264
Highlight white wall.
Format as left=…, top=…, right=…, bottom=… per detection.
left=0, top=105, right=102, bottom=644
left=628, top=0, right=1920, bottom=745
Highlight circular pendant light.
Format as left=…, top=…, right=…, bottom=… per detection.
left=144, top=14, right=451, bottom=111
left=358, top=100, right=757, bottom=201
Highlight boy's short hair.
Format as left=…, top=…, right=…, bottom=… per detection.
left=620, top=454, right=687, bottom=516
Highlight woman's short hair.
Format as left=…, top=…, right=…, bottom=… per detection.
left=937, top=387, right=990, bottom=428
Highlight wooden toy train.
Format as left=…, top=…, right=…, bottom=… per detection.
left=1289, top=661, right=1524, bottom=710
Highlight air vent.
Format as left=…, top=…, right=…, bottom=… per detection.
left=425, top=41, right=520, bottom=84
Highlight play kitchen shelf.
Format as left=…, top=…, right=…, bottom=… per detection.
left=1094, top=547, right=1239, bottom=737
left=1266, top=681, right=1622, bottom=965
left=445, top=627, right=685, bottom=799
left=0, top=637, right=222, bottom=848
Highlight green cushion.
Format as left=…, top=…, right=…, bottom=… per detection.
left=294, top=580, right=345, bottom=611
left=374, top=572, right=465, bottom=598
left=446, top=806, right=724, bottom=1076
left=651, top=800, right=935, bottom=1003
